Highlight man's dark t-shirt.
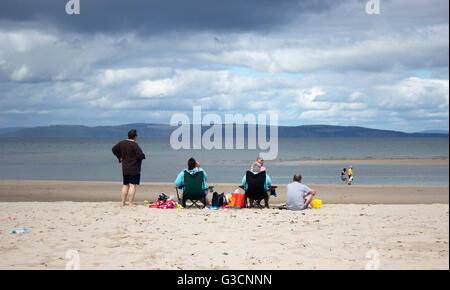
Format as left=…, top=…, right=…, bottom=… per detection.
left=112, top=140, right=146, bottom=176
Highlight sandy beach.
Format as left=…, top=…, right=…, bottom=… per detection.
left=0, top=180, right=448, bottom=270
left=1, top=202, right=448, bottom=270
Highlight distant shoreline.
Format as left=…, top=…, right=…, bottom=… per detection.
left=228, top=158, right=449, bottom=165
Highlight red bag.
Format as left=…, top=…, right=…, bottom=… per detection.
left=232, top=193, right=245, bottom=208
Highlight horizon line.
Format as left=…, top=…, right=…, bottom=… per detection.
left=1, top=123, right=448, bottom=135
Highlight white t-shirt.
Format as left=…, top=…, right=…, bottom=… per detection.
left=286, top=182, right=312, bottom=210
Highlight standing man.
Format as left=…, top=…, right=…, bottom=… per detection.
left=112, top=129, right=146, bottom=207
left=286, top=174, right=317, bottom=211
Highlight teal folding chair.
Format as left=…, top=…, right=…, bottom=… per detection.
left=176, top=171, right=207, bottom=209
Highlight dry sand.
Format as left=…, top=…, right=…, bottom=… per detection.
left=0, top=180, right=448, bottom=270
left=0, top=202, right=448, bottom=270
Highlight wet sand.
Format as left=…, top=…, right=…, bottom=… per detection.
left=0, top=180, right=448, bottom=204
left=278, top=159, right=449, bottom=165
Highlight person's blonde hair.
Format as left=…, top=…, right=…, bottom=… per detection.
left=252, top=162, right=261, bottom=172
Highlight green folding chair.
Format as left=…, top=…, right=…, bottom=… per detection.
left=176, top=171, right=207, bottom=209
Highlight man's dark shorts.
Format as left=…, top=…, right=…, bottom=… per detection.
left=123, top=174, right=141, bottom=185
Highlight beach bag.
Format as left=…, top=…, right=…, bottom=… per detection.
left=157, top=199, right=176, bottom=209
left=158, top=193, right=169, bottom=202
left=211, top=192, right=225, bottom=207
left=155, top=192, right=176, bottom=209
left=232, top=193, right=245, bottom=208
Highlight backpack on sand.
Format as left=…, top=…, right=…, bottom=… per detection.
left=211, top=192, right=225, bottom=207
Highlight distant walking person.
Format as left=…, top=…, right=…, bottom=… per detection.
left=340, top=168, right=347, bottom=184
left=348, top=166, right=354, bottom=185
left=112, top=129, right=146, bottom=207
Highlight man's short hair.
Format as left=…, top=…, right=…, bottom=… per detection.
left=128, top=129, right=137, bottom=139
left=293, top=174, right=302, bottom=182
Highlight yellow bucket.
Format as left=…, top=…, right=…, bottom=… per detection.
left=311, top=199, right=322, bottom=209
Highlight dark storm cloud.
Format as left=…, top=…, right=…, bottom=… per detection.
left=0, top=0, right=344, bottom=35
left=0, top=0, right=448, bottom=131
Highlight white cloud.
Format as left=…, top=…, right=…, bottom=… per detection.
left=0, top=0, right=448, bottom=131
left=0, top=51, right=4, bottom=66
left=296, top=87, right=330, bottom=110
left=0, top=29, right=121, bottom=82
left=136, top=78, right=178, bottom=98
left=10, top=65, right=31, bottom=82
left=0, top=30, right=57, bottom=53
left=95, top=67, right=173, bottom=86
left=377, top=77, right=449, bottom=109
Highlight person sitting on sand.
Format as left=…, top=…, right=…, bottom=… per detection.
left=340, top=168, right=347, bottom=184
left=242, top=162, right=272, bottom=191
left=286, top=174, right=317, bottom=211
left=175, top=157, right=210, bottom=205
left=250, top=157, right=266, bottom=172
left=112, top=129, right=146, bottom=208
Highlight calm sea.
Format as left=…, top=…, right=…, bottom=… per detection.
left=0, top=138, right=448, bottom=186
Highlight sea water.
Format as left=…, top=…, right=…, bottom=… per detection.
left=0, top=138, right=448, bottom=186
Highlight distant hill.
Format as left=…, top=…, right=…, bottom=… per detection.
left=0, top=127, right=26, bottom=135
left=278, top=125, right=448, bottom=138
left=0, top=124, right=173, bottom=138
left=0, top=124, right=448, bottom=138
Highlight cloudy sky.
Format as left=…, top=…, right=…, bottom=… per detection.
left=0, top=0, right=448, bottom=132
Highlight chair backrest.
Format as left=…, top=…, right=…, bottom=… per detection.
left=183, top=171, right=204, bottom=200
left=246, top=170, right=267, bottom=199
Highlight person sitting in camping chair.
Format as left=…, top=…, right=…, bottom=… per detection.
left=241, top=162, right=272, bottom=208
left=175, top=157, right=209, bottom=208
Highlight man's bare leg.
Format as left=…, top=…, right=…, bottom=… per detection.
left=303, top=193, right=315, bottom=209
left=121, top=185, right=129, bottom=207
left=128, top=184, right=137, bottom=207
